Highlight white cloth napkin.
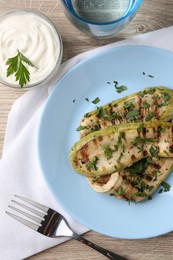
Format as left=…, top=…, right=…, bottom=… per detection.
left=1, top=26, right=173, bottom=260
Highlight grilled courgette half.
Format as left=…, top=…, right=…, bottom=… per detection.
left=69, top=121, right=173, bottom=177
left=87, top=157, right=173, bottom=202
left=79, top=87, right=173, bottom=138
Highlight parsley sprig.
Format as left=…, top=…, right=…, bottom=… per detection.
left=6, top=50, right=37, bottom=88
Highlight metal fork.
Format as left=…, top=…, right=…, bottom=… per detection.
left=6, top=195, right=128, bottom=260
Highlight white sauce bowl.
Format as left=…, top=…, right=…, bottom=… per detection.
left=0, top=9, right=63, bottom=88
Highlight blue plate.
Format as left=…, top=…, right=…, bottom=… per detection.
left=38, top=45, right=173, bottom=239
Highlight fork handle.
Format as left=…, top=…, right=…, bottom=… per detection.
left=73, top=234, right=128, bottom=260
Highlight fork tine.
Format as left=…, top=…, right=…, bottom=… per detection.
left=6, top=211, right=39, bottom=231
left=8, top=205, right=43, bottom=224
left=12, top=200, right=45, bottom=218
left=15, top=195, right=49, bottom=212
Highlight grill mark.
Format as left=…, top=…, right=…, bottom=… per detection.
left=143, top=174, right=153, bottom=182
left=73, top=156, right=79, bottom=167
left=169, top=145, right=173, bottom=153
left=93, top=138, right=97, bottom=146
left=98, top=122, right=101, bottom=129
left=121, top=186, right=134, bottom=200
left=98, top=135, right=103, bottom=142
left=152, top=163, right=161, bottom=170
left=143, top=150, right=148, bottom=157
left=127, top=179, right=138, bottom=188
left=157, top=145, right=160, bottom=154
left=142, top=127, right=147, bottom=137
left=131, top=154, right=136, bottom=161
left=138, top=96, right=142, bottom=108
left=122, top=131, right=126, bottom=141
left=100, top=121, right=109, bottom=129
left=154, top=106, right=159, bottom=119
left=96, top=175, right=111, bottom=185
left=157, top=126, right=161, bottom=139
left=152, top=127, right=156, bottom=136
left=109, top=105, right=114, bottom=115
left=170, top=126, right=173, bottom=153
left=80, top=144, right=89, bottom=163
left=138, top=97, right=143, bottom=119
left=141, top=107, right=145, bottom=119
left=115, top=118, right=122, bottom=125
left=121, top=183, right=138, bottom=200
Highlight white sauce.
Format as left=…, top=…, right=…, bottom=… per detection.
left=0, top=10, right=61, bottom=86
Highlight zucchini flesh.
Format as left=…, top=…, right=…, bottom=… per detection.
left=79, top=87, right=173, bottom=138
left=69, top=121, right=173, bottom=177
left=88, top=157, right=173, bottom=202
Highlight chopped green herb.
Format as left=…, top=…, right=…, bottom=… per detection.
left=102, top=144, right=113, bottom=160
left=127, top=160, right=146, bottom=177
left=131, top=136, right=141, bottom=146
left=123, top=98, right=135, bottom=110
left=147, top=185, right=154, bottom=192
left=148, top=74, right=154, bottom=78
left=113, top=81, right=118, bottom=85
left=125, top=109, right=139, bottom=121
left=84, top=112, right=91, bottom=118
left=161, top=181, right=171, bottom=192
left=117, top=186, right=124, bottom=195
left=92, top=175, right=101, bottom=183
left=85, top=98, right=89, bottom=102
left=152, top=94, right=159, bottom=104
left=122, top=143, right=125, bottom=153
left=132, top=136, right=155, bottom=146
left=115, top=85, right=127, bottom=93
left=135, top=181, right=146, bottom=192
left=142, top=72, right=146, bottom=75
left=159, top=92, right=171, bottom=107
left=149, top=146, right=159, bottom=159
left=152, top=171, right=158, bottom=181
left=145, top=112, right=154, bottom=121
left=114, top=144, right=119, bottom=152
left=92, top=97, right=100, bottom=104
left=139, top=88, right=155, bottom=97
left=157, top=126, right=165, bottom=133
left=141, top=102, right=150, bottom=108
left=117, top=152, right=123, bottom=163
left=137, top=123, right=145, bottom=132
left=103, top=112, right=121, bottom=122
left=158, top=188, right=163, bottom=193
left=118, top=131, right=123, bottom=144
left=73, top=99, right=75, bottom=103
left=76, top=125, right=87, bottom=131
left=87, top=156, right=99, bottom=171
left=134, top=191, right=148, bottom=198
left=92, top=125, right=100, bottom=132
left=114, top=131, right=124, bottom=151
left=96, top=106, right=107, bottom=117
left=113, top=81, right=127, bottom=93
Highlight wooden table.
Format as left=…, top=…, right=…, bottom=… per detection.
left=0, top=1, right=173, bottom=259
